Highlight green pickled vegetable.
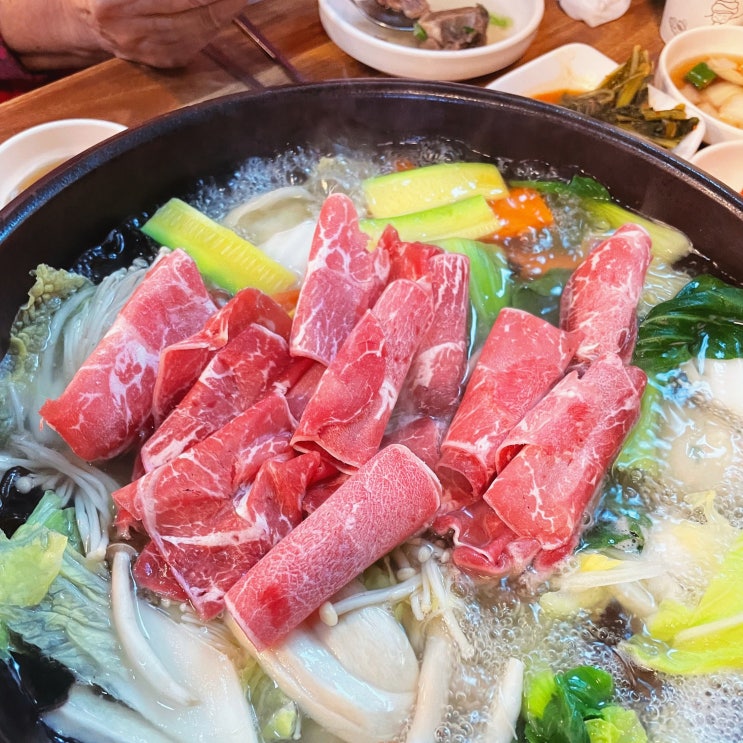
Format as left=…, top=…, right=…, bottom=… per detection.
left=553, top=46, right=699, bottom=150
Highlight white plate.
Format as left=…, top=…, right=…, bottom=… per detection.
left=487, top=43, right=705, bottom=160
left=318, top=0, right=544, bottom=82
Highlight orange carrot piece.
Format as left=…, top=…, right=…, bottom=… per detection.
left=271, top=288, right=300, bottom=314
left=489, top=187, right=554, bottom=239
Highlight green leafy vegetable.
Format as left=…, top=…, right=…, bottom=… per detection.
left=581, top=481, right=650, bottom=553
left=586, top=706, right=648, bottom=743
left=523, top=666, right=648, bottom=743
left=511, top=269, right=571, bottom=327
left=633, top=274, right=743, bottom=377
left=613, top=383, right=664, bottom=479
left=522, top=665, right=642, bottom=743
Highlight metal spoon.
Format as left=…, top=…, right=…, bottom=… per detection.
left=349, top=0, right=417, bottom=31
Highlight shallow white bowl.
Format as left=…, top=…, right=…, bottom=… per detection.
left=318, top=0, right=544, bottom=81
left=656, top=25, right=743, bottom=145
left=0, top=118, right=127, bottom=209
left=691, top=141, right=743, bottom=195
left=488, top=43, right=705, bottom=160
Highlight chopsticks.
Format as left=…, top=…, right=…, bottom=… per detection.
left=232, top=12, right=306, bottom=84
left=202, top=42, right=264, bottom=89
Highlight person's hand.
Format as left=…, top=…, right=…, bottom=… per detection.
left=0, top=0, right=248, bottom=71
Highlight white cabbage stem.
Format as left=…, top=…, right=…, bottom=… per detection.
left=108, top=544, right=197, bottom=707
left=483, top=657, right=524, bottom=743
left=405, top=619, right=452, bottom=743
left=674, top=610, right=743, bottom=645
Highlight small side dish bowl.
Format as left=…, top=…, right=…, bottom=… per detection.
left=488, top=43, right=705, bottom=160
left=318, top=0, right=544, bottom=81
left=656, top=25, right=743, bottom=145
left=0, top=118, right=126, bottom=209
left=690, top=140, right=743, bottom=196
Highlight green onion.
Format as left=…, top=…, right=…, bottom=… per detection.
left=489, top=13, right=512, bottom=28
left=684, top=61, right=717, bottom=90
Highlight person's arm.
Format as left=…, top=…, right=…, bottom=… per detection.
left=0, top=0, right=107, bottom=71
left=0, top=0, right=248, bottom=72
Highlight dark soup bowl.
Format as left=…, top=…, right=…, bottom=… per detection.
left=1, top=79, right=743, bottom=743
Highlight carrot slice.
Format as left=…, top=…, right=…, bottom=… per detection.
left=489, top=187, right=554, bottom=239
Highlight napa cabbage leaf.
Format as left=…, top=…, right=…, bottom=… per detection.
left=622, top=529, right=743, bottom=675
left=1, top=492, right=259, bottom=742
left=0, top=265, right=89, bottom=442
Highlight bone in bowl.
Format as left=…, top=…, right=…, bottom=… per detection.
left=1, top=80, right=743, bottom=743
left=318, top=0, right=544, bottom=80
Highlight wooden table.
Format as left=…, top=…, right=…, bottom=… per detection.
left=0, top=0, right=665, bottom=146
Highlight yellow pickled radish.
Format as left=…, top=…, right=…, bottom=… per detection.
left=359, top=194, right=501, bottom=245
left=141, top=198, right=297, bottom=294
left=362, top=162, right=508, bottom=218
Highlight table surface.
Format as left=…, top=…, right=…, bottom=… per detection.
left=0, top=0, right=667, bottom=146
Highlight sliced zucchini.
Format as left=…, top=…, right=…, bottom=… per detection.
left=362, top=162, right=508, bottom=218
left=142, top=198, right=297, bottom=294
left=359, top=195, right=501, bottom=245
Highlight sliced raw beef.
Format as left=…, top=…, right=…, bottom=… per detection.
left=140, top=323, right=291, bottom=471
left=133, top=450, right=314, bottom=607
left=402, top=252, right=469, bottom=417
left=112, top=392, right=295, bottom=618
left=225, top=444, right=441, bottom=649
left=436, top=308, right=576, bottom=507
left=432, top=499, right=540, bottom=576
left=292, top=278, right=434, bottom=471
left=290, top=193, right=389, bottom=366
left=382, top=414, right=446, bottom=470
left=153, top=287, right=291, bottom=423
left=380, top=225, right=442, bottom=282
left=484, top=353, right=647, bottom=551
left=560, top=223, right=651, bottom=366
left=40, top=249, right=216, bottom=461
left=278, top=358, right=325, bottom=421
left=133, top=541, right=190, bottom=602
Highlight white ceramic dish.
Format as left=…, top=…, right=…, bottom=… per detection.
left=318, top=0, right=544, bottom=81
left=0, top=118, right=127, bottom=209
left=488, top=43, right=705, bottom=160
left=691, top=141, right=743, bottom=195
left=656, top=25, right=743, bottom=145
